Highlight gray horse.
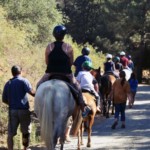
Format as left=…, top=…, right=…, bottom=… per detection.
left=34, top=79, right=75, bottom=150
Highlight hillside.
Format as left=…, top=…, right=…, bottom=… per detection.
left=0, top=6, right=105, bottom=149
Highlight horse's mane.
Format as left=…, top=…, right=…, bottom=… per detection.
left=91, top=67, right=112, bottom=94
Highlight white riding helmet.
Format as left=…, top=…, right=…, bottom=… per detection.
left=120, top=51, right=126, bottom=56
left=106, top=54, right=112, bottom=59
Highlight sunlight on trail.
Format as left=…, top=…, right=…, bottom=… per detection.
left=137, top=91, right=150, bottom=94
left=135, top=100, right=150, bottom=105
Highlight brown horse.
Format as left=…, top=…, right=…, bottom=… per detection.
left=91, top=67, right=116, bottom=118
left=71, top=92, right=97, bottom=150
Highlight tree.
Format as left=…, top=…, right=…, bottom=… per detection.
left=1, top=0, right=63, bottom=44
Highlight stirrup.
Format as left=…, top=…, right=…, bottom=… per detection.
left=82, top=106, right=91, bottom=118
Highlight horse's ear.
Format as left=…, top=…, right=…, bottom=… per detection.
left=98, top=67, right=101, bottom=73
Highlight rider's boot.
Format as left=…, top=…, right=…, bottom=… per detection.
left=72, top=82, right=91, bottom=118
left=78, top=90, right=91, bottom=118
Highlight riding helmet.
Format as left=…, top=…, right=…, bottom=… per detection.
left=114, top=56, right=120, bottom=62
left=53, top=25, right=67, bottom=39
left=82, top=61, right=92, bottom=70
left=106, top=54, right=112, bottom=59
left=127, top=55, right=132, bottom=59
left=82, top=47, right=90, bottom=55
left=120, top=51, right=126, bottom=56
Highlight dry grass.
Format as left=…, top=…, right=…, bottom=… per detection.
left=0, top=6, right=105, bottom=149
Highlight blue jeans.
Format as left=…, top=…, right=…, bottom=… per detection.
left=114, top=103, right=126, bottom=121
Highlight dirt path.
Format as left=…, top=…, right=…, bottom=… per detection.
left=1, top=84, right=150, bottom=150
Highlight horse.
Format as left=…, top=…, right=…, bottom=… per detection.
left=91, top=67, right=116, bottom=118
left=34, top=79, right=75, bottom=150
left=123, top=68, right=132, bottom=80
left=71, top=92, right=97, bottom=149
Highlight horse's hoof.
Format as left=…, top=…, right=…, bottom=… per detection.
left=106, top=115, right=109, bottom=118
left=87, top=143, right=91, bottom=147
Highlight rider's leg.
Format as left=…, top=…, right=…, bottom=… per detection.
left=36, top=73, right=50, bottom=88
left=96, top=96, right=101, bottom=112
left=91, top=89, right=101, bottom=112
left=71, top=77, right=91, bottom=117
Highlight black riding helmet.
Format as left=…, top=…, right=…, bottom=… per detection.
left=82, top=47, right=90, bottom=55
left=53, top=25, right=67, bottom=40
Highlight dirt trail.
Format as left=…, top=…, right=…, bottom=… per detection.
left=1, top=84, right=150, bottom=150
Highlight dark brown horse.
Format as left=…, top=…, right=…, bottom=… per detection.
left=91, top=67, right=116, bottom=118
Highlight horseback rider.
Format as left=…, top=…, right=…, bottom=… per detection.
left=37, top=25, right=90, bottom=118
left=119, top=51, right=129, bottom=69
left=76, top=61, right=101, bottom=112
left=113, top=56, right=123, bottom=77
left=104, top=54, right=119, bottom=78
left=114, top=56, right=123, bottom=72
left=74, top=46, right=92, bottom=77
left=127, top=55, right=134, bottom=71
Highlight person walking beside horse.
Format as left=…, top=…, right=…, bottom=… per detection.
left=2, top=65, right=35, bottom=150
left=128, top=72, right=138, bottom=108
left=111, top=71, right=131, bottom=129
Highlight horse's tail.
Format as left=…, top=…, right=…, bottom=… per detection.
left=40, top=85, right=54, bottom=150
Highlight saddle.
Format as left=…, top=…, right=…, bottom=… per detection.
left=49, top=74, right=71, bottom=83
left=104, top=71, right=118, bottom=79
left=49, top=74, right=79, bottom=102
left=82, top=89, right=97, bottom=101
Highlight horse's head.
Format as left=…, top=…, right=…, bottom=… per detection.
left=90, top=67, right=101, bottom=83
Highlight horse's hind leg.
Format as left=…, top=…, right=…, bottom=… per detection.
left=102, top=99, right=106, bottom=116
left=60, top=143, right=64, bottom=150
left=60, top=131, right=66, bottom=150
left=106, top=100, right=111, bottom=118
left=80, top=122, right=84, bottom=145
left=87, top=117, right=94, bottom=147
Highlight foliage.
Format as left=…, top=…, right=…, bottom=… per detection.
left=59, top=0, right=150, bottom=62
left=1, top=0, right=62, bottom=44
left=0, top=5, right=104, bottom=147
left=65, top=36, right=105, bottom=70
